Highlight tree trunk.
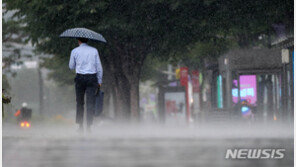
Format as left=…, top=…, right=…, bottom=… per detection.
left=124, top=55, right=144, bottom=121
left=114, top=71, right=131, bottom=121
left=102, top=85, right=111, bottom=117
left=130, top=79, right=140, bottom=121
left=103, top=49, right=131, bottom=121
left=104, top=41, right=147, bottom=122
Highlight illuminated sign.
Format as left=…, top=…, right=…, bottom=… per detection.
left=232, top=75, right=257, bottom=105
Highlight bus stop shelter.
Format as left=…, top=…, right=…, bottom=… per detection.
left=218, top=47, right=292, bottom=122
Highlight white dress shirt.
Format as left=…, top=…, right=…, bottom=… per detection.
left=69, top=43, right=103, bottom=84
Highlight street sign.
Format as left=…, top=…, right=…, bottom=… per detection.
left=191, top=70, right=200, bottom=92
left=180, top=67, right=188, bottom=86
left=175, top=68, right=181, bottom=79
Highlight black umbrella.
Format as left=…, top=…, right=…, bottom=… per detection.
left=59, top=28, right=106, bottom=43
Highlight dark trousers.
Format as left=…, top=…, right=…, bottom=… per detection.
left=75, top=73, right=97, bottom=126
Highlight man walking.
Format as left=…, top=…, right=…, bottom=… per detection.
left=69, top=38, right=103, bottom=132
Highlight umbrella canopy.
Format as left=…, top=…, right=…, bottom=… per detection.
left=59, top=28, right=106, bottom=43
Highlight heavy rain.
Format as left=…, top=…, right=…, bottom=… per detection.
left=2, top=1, right=294, bottom=167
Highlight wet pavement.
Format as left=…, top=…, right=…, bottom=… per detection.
left=3, top=123, right=293, bottom=167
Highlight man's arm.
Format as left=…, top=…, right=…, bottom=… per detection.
left=95, top=51, right=103, bottom=85
left=69, top=50, right=76, bottom=70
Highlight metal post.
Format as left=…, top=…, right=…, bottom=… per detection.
left=158, top=85, right=165, bottom=124
left=225, top=58, right=232, bottom=110
left=185, top=83, right=190, bottom=123
left=237, top=74, right=241, bottom=112
left=38, top=67, right=44, bottom=116
left=281, top=49, right=289, bottom=121
left=282, top=64, right=288, bottom=121
left=289, top=49, right=294, bottom=119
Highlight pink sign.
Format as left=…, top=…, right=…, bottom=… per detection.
left=232, top=75, right=257, bottom=105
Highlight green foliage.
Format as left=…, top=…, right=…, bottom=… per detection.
left=4, top=0, right=293, bottom=116
left=181, top=38, right=237, bottom=68
left=208, top=0, right=293, bottom=47
left=2, top=9, right=28, bottom=72
left=140, top=55, right=167, bottom=82
left=2, top=1, right=200, bottom=85
left=169, top=0, right=293, bottom=68
left=4, top=0, right=293, bottom=83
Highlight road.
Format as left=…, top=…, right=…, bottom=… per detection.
left=3, top=123, right=293, bottom=167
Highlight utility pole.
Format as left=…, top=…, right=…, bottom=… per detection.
left=38, top=63, right=44, bottom=116
left=180, top=67, right=190, bottom=123
left=281, top=49, right=289, bottom=121
left=225, top=58, right=233, bottom=110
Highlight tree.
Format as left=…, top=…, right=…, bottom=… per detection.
left=207, top=0, right=293, bottom=47
left=4, top=1, right=211, bottom=120
left=4, top=0, right=293, bottom=120
left=2, top=6, right=31, bottom=112
left=2, top=7, right=29, bottom=73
